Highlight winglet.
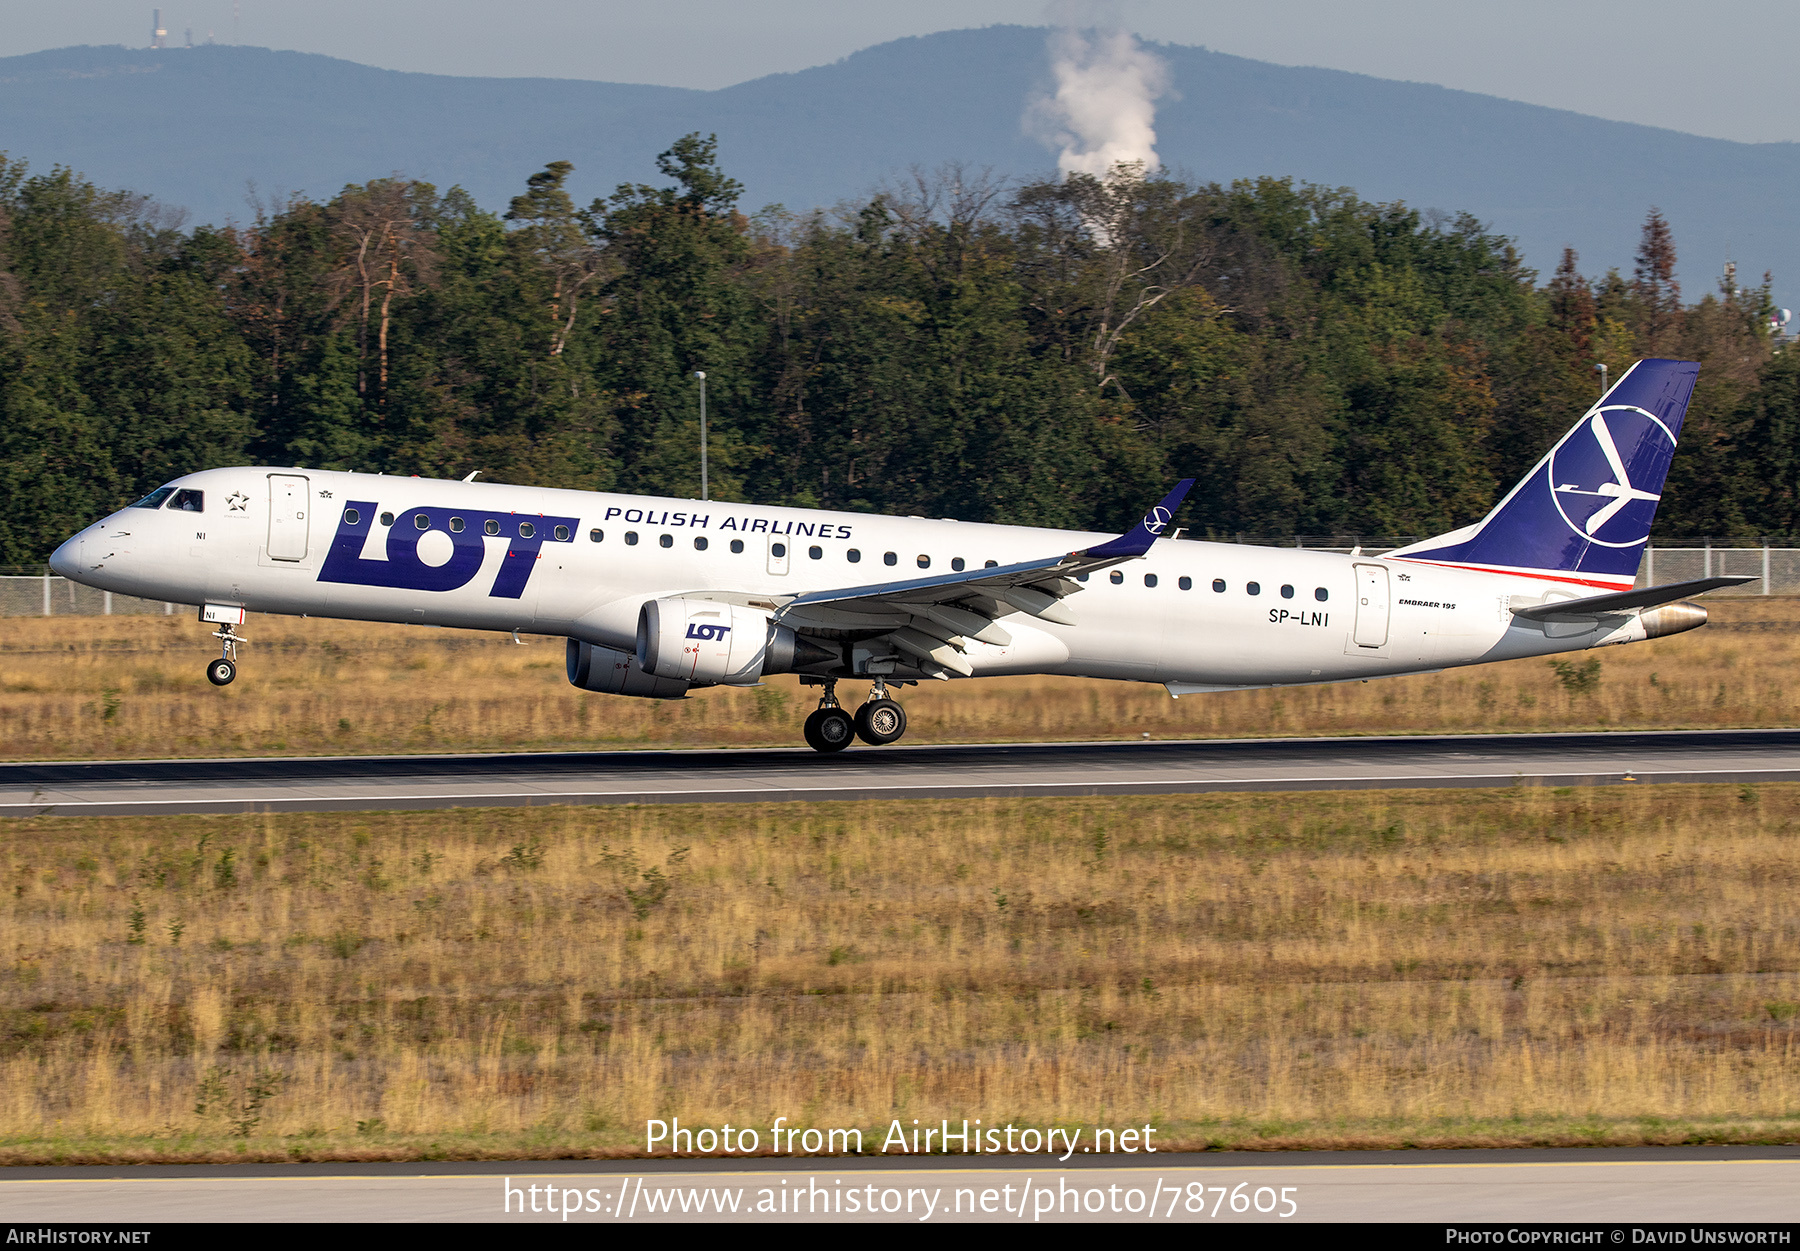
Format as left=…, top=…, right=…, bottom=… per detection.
left=1080, top=479, right=1195, bottom=559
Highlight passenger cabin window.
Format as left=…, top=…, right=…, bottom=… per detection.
left=659, top=534, right=673, bottom=548
left=519, top=522, right=536, bottom=539
left=847, top=548, right=861, bottom=563
left=694, top=536, right=708, bottom=551
left=1109, top=570, right=1123, bottom=584
left=1280, top=584, right=1294, bottom=599
left=1077, top=573, right=1089, bottom=583
left=985, top=560, right=998, bottom=568
left=343, top=508, right=361, bottom=526
left=625, top=531, right=639, bottom=546
left=1246, top=582, right=1261, bottom=596
left=131, top=487, right=175, bottom=510
left=809, top=545, right=822, bottom=560
left=449, top=516, right=464, bottom=533
left=1315, top=587, right=1329, bottom=602
left=771, top=542, right=787, bottom=558
left=1178, top=576, right=1192, bottom=590
left=1212, top=578, right=1225, bottom=592
left=553, top=525, right=570, bottom=541
left=917, top=555, right=931, bottom=569
left=383, top=513, right=397, bottom=528
left=414, top=513, right=430, bottom=529
left=1144, top=573, right=1158, bottom=588
left=951, top=557, right=965, bottom=571
left=730, top=539, right=744, bottom=554
left=884, top=552, right=897, bottom=567
left=590, top=528, right=604, bottom=543
left=169, top=489, right=204, bottom=513
left=482, top=519, right=498, bottom=535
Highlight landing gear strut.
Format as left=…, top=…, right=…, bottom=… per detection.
left=854, top=679, right=908, bottom=746
left=206, top=623, right=245, bottom=687
left=802, top=680, right=854, bottom=753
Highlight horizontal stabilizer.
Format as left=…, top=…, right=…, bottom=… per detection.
left=1510, top=576, right=1754, bottom=620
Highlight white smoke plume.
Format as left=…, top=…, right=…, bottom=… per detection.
left=1030, top=19, right=1171, bottom=179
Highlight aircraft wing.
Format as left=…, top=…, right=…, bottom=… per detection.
left=1509, top=576, right=1754, bottom=620
left=772, top=480, right=1193, bottom=676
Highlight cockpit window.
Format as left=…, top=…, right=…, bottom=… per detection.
left=169, top=489, right=205, bottom=513
left=130, top=487, right=176, bottom=510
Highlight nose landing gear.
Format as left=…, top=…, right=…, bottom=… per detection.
left=205, top=623, right=245, bottom=686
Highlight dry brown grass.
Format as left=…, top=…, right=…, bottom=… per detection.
left=2, top=783, right=1797, bottom=1162
left=2, top=597, right=1798, bottom=760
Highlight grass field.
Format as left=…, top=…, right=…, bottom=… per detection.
left=1, top=596, right=1797, bottom=759
left=2, top=783, right=1797, bottom=1162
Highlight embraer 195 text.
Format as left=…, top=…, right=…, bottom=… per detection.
left=50, top=359, right=1748, bottom=752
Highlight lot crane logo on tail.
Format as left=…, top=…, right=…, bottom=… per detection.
left=1548, top=406, right=1675, bottom=548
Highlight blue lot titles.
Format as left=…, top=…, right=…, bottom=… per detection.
left=646, top=1117, right=1157, bottom=1160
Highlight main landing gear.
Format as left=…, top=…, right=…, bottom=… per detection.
left=854, top=681, right=908, bottom=745
left=802, top=679, right=909, bottom=753
left=206, top=623, right=245, bottom=687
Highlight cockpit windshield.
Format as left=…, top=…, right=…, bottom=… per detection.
left=130, top=486, right=176, bottom=510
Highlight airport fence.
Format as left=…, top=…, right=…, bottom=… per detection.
left=0, top=571, right=181, bottom=617
left=1275, top=539, right=1800, bottom=596
left=5, top=541, right=1800, bottom=615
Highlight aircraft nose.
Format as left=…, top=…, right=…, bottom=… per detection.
left=47, top=535, right=81, bottom=579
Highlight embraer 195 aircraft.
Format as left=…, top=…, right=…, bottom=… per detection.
left=50, top=358, right=1748, bottom=752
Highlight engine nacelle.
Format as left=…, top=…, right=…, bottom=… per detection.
left=636, top=598, right=834, bottom=684
left=565, top=638, right=690, bottom=699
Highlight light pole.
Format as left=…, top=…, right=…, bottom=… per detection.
left=694, top=371, right=708, bottom=502
left=1595, top=362, right=1608, bottom=398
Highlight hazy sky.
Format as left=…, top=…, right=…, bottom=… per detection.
left=8, top=1, right=1795, bottom=144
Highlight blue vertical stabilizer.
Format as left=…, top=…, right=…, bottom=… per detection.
left=1386, top=358, right=1697, bottom=588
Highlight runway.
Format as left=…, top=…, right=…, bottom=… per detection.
left=9, top=728, right=1800, bottom=817
left=1, top=1146, right=1794, bottom=1223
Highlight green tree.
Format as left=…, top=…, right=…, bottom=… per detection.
left=588, top=133, right=761, bottom=499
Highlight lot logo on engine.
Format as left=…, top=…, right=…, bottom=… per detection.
left=318, top=500, right=578, bottom=599
left=685, top=622, right=732, bottom=641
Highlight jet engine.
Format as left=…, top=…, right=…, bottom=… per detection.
left=636, top=598, right=835, bottom=684
left=565, top=639, right=691, bottom=699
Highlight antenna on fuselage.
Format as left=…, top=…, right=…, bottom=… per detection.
left=462, top=470, right=482, bottom=482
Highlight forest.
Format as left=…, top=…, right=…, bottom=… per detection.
left=0, top=132, right=1794, bottom=566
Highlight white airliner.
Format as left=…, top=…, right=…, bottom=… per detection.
left=49, top=358, right=1745, bottom=752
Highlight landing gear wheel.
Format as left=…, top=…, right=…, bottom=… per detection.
left=854, top=699, right=907, bottom=745
left=803, top=707, right=855, bottom=753
left=206, top=658, right=237, bottom=687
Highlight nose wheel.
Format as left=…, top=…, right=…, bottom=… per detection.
left=206, top=622, right=245, bottom=686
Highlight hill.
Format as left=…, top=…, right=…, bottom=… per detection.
left=2, top=29, right=1797, bottom=297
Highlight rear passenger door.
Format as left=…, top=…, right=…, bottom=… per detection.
left=1350, top=562, right=1390, bottom=648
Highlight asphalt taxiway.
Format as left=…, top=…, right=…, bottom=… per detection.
left=6, top=727, right=1800, bottom=817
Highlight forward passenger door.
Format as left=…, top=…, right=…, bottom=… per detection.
left=267, top=474, right=310, bottom=561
